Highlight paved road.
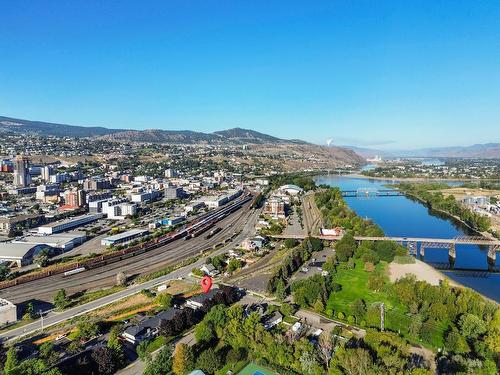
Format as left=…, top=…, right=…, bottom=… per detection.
left=0, top=207, right=260, bottom=343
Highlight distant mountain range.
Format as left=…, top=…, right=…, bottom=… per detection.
left=0, top=115, right=306, bottom=145
left=0, top=116, right=123, bottom=138
left=344, top=143, right=500, bottom=159
left=0, top=115, right=365, bottom=167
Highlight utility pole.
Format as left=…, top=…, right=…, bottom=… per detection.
left=39, top=310, right=44, bottom=332
left=380, top=303, right=385, bottom=332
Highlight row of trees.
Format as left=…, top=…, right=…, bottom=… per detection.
left=303, top=187, right=500, bottom=373
left=187, top=303, right=325, bottom=374
left=315, top=187, right=385, bottom=237
left=2, top=340, right=64, bottom=375
left=184, top=302, right=436, bottom=375
left=391, top=275, right=499, bottom=374
left=398, top=182, right=492, bottom=232
left=267, top=237, right=324, bottom=299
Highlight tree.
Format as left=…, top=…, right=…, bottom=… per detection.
left=330, top=347, right=377, bottom=375
left=196, top=348, right=222, bottom=374
left=76, top=318, right=99, bottom=341
left=458, top=313, right=487, bottom=340
left=0, top=264, right=10, bottom=281
left=367, top=273, right=385, bottom=291
left=275, top=279, right=287, bottom=300
left=107, top=325, right=124, bottom=367
left=143, top=345, right=174, bottom=375
left=172, top=343, right=195, bottom=375
left=34, top=249, right=50, bottom=267
left=194, top=320, right=215, bottom=344
left=314, top=299, right=324, bottom=313
left=445, top=328, right=470, bottom=354
left=350, top=299, right=366, bottom=322
left=53, top=289, right=69, bottom=309
left=39, top=342, right=59, bottom=366
left=227, top=258, right=243, bottom=273
left=23, top=302, right=36, bottom=321
left=116, top=272, right=127, bottom=286
left=284, top=238, right=298, bottom=249
left=91, top=347, right=116, bottom=375
left=409, top=315, right=423, bottom=338
left=334, top=234, right=356, bottom=262
left=136, top=340, right=151, bottom=362
left=3, top=347, right=19, bottom=375
left=156, top=293, right=173, bottom=309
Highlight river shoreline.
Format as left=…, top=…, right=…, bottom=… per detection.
left=343, top=173, right=497, bottom=240
left=344, top=173, right=474, bottom=183
left=400, top=191, right=497, bottom=241
left=315, top=174, right=500, bottom=302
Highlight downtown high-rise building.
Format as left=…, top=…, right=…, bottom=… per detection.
left=13, top=155, right=31, bottom=187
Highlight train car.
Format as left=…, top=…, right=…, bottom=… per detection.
left=63, top=267, right=86, bottom=277
left=206, top=227, right=222, bottom=239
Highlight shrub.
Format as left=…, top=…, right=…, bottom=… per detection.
left=393, top=255, right=416, bottom=264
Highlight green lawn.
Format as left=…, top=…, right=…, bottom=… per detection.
left=237, top=363, right=277, bottom=375
left=325, top=259, right=446, bottom=349
left=326, top=260, right=405, bottom=318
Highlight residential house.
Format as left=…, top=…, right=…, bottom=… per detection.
left=122, top=308, right=182, bottom=344
left=263, top=311, right=283, bottom=330
left=185, top=289, right=221, bottom=310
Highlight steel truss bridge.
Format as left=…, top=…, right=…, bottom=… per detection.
left=341, top=188, right=404, bottom=197
left=271, top=234, right=500, bottom=266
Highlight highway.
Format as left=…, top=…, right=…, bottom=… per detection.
left=0, top=198, right=254, bottom=304
left=0, top=204, right=260, bottom=343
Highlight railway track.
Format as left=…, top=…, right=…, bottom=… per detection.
left=0, top=198, right=253, bottom=304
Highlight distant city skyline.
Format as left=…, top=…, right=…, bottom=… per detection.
left=1, top=1, right=499, bottom=149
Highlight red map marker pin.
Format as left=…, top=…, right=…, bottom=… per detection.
left=201, top=275, right=213, bottom=293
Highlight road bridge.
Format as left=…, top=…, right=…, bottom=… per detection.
left=341, top=188, right=404, bottom=197
left=270, top=234, right=500, bottom=264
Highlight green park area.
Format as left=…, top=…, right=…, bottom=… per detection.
left=325, top=259, right=447, bottom=348
left=326, top=259, right=405, bottom=318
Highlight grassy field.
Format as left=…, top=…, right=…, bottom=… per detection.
left=326, top=260, right=405, bottom=317
left=325, top=259, right=446, bottom=349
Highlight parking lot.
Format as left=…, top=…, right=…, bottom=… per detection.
left=290, top=248, right=334, bottom=281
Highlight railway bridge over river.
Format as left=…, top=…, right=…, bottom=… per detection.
left=341, top=188, right=404, bottom=197
left=270, top=234, right=500, bottom=265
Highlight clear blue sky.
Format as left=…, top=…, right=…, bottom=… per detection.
left=1, top=1, right=499, bottom=149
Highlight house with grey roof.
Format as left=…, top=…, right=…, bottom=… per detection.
left=185, top=289, right=221, bottom=310
left=122, top=308, right=182, bottom=344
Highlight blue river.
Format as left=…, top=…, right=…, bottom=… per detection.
left=315, top=175, right=500, bottom=302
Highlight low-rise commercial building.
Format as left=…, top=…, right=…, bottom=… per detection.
left=278, top=184, right=304, bottom=196
left=184, top=201, right=205, bottom=214
left=0, top=242, right=60, bottom=266
left=12, top=231, right=86, bottom=252
left=37, top=214, right=102, bottom=235
left=101, top=229, right=148, bottom=247
left=102, top=198, right=137, bottom=220
left=131, top=190, right=160, bottom=203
